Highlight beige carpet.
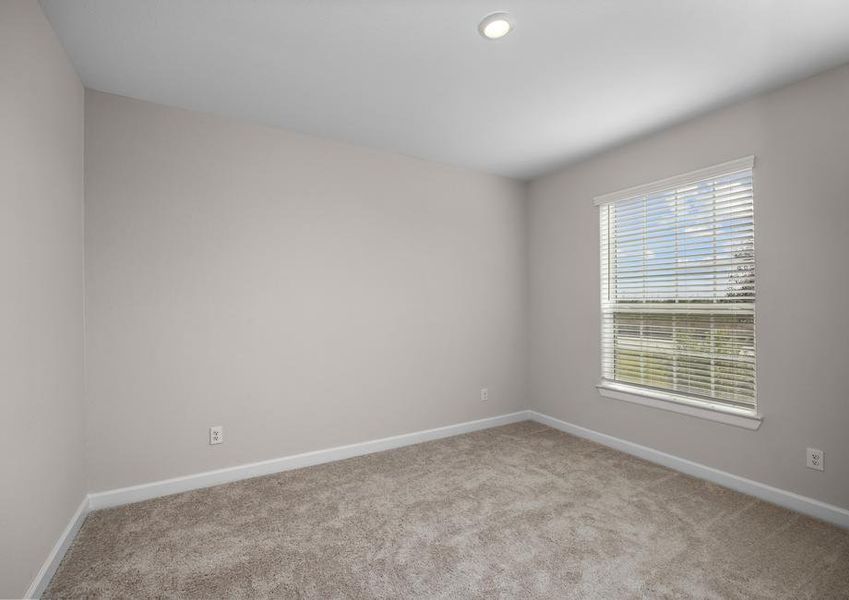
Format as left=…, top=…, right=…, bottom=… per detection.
left=46, top=422, right=849, bottom=599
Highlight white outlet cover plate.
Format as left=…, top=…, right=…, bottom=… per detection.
left=806, top=447, right=823, bottom=471
left=210, top=426, right=224, bottom=445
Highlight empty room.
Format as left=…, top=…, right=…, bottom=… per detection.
left=3, top=0, right=849, bottom=597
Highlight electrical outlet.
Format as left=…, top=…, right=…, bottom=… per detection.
left=480, top=387, right=489, bottom=402
left=806, top=447, right=823, bottom=471
left=210, top=425, right=224, bottom=445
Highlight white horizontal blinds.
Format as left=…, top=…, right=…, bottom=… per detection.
left=600, top=159, right=756, bottom=410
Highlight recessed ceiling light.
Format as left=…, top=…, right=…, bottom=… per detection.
left=479, top=13, right=513, bottom=40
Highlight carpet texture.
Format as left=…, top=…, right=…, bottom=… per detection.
left=45, top=422, right=849, bottom=599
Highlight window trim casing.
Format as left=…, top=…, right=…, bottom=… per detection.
left=597, top=381, right=762, bottom=430
left=594, top=156, right=755, bottom=206
left=595, top=156, right=759, bottom=427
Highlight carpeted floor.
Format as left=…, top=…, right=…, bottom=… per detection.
left=45, top=421, right=849, bottom=599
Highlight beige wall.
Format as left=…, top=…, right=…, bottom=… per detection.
left=0, top=1, right=86, bottom=596
left=529, top=64, right=849, bottom=510
left=84, top=90, right=528, bottom=492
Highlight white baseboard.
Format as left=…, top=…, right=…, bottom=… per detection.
left=24, top=496, right=89, bottom=599
left=88, top=410, right=532, bottom=510
left=529, top=410, right=849, bottom=529
left=27, top=408, right=848, bottom=598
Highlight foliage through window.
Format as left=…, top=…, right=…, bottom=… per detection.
left=598, top=158, right=756, bottom=412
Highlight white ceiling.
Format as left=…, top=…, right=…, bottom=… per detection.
left=41, top=0, right=849, bottom=179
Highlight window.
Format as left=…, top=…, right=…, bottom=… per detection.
left=596, top=157, right=757, bottom=423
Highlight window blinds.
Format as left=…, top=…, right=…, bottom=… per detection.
left=598, top=157, right=756, bottom=412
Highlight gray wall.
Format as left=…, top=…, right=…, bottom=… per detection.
left=0, top=1, right=86, bottom=596
left=529, top=64, right=849, bottom=510
left=84, top=90, right=528, bottom=492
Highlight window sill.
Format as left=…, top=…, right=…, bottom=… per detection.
left=596, top=382, right=762, bottom=430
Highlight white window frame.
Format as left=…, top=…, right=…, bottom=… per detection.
left=595, top=157, right=762, bottom=430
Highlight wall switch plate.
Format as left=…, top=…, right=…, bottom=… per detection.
left=806, top=447, right=823, bottom=471
left=480, top=387, right=489, bottom=402
left=210, top=425, right=224, bottom=445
